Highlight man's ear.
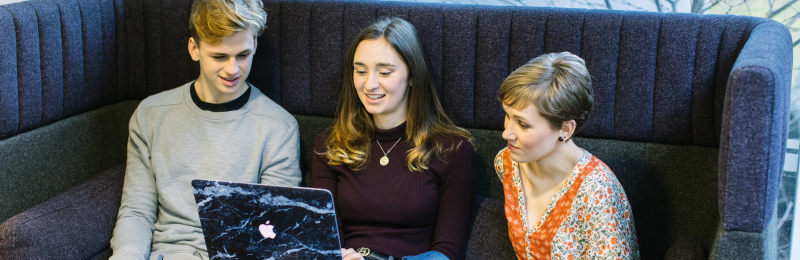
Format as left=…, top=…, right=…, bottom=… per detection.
left=188, top=37, right=200, bottom=61
left=561, top=120, right=577, bottom=141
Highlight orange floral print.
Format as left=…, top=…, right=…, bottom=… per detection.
left=495, top=148, right=640, bottom=259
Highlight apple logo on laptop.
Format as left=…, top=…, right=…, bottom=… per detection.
left=259, top=221, right=276, bottom=239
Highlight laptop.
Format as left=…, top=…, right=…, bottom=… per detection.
left=192, top=179, right=342, bottom=260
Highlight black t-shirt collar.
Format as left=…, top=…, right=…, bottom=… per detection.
left=190, top=82, right=251, bottom=112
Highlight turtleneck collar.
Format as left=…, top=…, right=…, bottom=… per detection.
left=374, top=121, right=406, bottom=141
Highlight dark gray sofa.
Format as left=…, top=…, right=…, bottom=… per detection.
left=0, top=0, right=791, bottom=259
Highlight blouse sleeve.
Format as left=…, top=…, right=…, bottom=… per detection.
left=311, top=133, right=345, bottom=244
left=428, top=141, right=478, bottom=259
left=494, top=148, right=506, bottom=181
left=583, top=170, right=639, bottom=259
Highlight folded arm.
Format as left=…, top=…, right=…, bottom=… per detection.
left=110, top=109, right=158, bottom=260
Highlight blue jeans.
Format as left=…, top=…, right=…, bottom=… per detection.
left=401, top=251, right=448, bottom=260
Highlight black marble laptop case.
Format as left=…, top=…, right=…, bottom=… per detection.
left=192, top=180, right=341, bottom=260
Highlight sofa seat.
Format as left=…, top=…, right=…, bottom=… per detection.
left=0, top=164, right=125, bottom=259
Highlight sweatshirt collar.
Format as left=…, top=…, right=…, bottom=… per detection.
left=374, top=121, right=406, bottom=141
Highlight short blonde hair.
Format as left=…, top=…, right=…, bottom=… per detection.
left=189, top=0, right=267, bottom=46
left=498, top=52, right=594, bottom=132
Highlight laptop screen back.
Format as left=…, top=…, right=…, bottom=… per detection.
left=192, top=180, right=341, bottom=260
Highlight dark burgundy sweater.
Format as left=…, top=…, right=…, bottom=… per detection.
left=312, top=122, right=477, bottom=260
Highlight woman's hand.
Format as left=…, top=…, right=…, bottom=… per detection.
left=341, top=248, right=365, bottom=260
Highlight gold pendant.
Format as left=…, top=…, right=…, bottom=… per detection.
left=380, top=156, right=389, bottom=166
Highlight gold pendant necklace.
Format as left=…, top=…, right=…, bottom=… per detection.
left=376, top=137, right=402, bottom=166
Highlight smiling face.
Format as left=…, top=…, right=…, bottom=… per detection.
left=188, top=29, right=257, bottom=103
left=502, top=103, right=565, bottom=164
left=352, top=37, right=411, bottom=129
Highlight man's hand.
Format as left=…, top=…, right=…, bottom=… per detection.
left=341, top=248, right=365, bottom=260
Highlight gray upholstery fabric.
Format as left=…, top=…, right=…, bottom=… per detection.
left=544, top=9, right=584, bottom=55
left=0, top=1, right=787, bottom=144
left=77, top=0, right=104, bottom=110
left=99, top=0, right=118, bottom=105
left=87, top=248, right=113, bottom=260
left=464, top=196, right=516, bottom=260
left=112, top=0, right=128, bottom=101
left=473, top=7, right=510, bottom=129
left=718, top=20, right=793, bottom=233
left=441, top=5, right=478, bottom=127
left=4, top=3, right=43, bottom=134
left=0, top=164, right=124, bottom=259
left=653, top=13, right=699, bottom=145
left=143, top=0, right=164, bottom=95
left=248, top=0, right=282, bottom=101
left=408, top=3, right=445, bottom=91
left=0, top=100, right=137, bottom=223
left=307, top=1, right=344, bottom=117
left=292, top=114, right=334, bottom=187
left=159, top=0, right=193, bottom=94
left=615, top=11, right=659, bottom=141
left=507, top=7, right=547, bottom=83
left=27, top=0, right=64, bottom=126
left=0, top=7, right=18, bottom=139
left=56, top=0, right=85, bottom=118
left=278, top=0, right=313, bottom=114
left=575, top=9, right=622, bottom=138
left=122, top=0, right=146, bottom=99
left=469, top=128, right=511, bottom=200
left=577, top=137, right=719, bottom=258
left=692, top=15, right=727, bottom=147
left=664, top=236, right=707, bottom=260
left=710, top=210, right=778, bottom=260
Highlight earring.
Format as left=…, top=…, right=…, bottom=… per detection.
left=558, top=136, right=564, bottom=142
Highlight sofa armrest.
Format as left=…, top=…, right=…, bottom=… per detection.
left=0, top=164, right=125, bottom=259
left=718, top=19, right=792, bottom=233
left=710, top=215, right=778, bottom=260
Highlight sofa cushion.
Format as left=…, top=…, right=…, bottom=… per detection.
left=464, top=195, right=516, bottom=260
left=0, top=100, right=137, bottom=223
left=293, top=114, right=334, bottom=187
left=663, top=236, right=707, bottom=260
left=0, top=164, right=125, bottom=259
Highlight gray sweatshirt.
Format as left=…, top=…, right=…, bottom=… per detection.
left=110, top=82, right=301, bottom=260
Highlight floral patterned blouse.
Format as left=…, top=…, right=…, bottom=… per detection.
left=494, top=148, right=639, bottom=260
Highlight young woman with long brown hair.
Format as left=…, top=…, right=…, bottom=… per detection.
left=312, top=17, right=477, bottom=260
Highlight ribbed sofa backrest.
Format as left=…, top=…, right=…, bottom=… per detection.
left=0, top=0, right=121, bottom=140
left=251, top=1, right=768, bottom=149
left=0, top=0, right=771, bottom=147
left=120, top=0, right=771, bottom=148
left=0, top=0, right=790, bottom=258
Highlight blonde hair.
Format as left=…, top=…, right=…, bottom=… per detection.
left=498, top=52, right=594, bottom=133
left=325, top=17, right=473, bottom=172
left=189, top=0, right=267, bottom=46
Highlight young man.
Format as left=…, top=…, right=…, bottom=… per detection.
left=109, top=0, right=301, bottom=259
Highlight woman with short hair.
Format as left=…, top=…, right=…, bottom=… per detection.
left=496, top=52, right=640, bottom=259
left=313, top=17, right=477, bottom=260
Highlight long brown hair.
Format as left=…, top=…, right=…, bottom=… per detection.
left=325, top=17, right=472, bottom=172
